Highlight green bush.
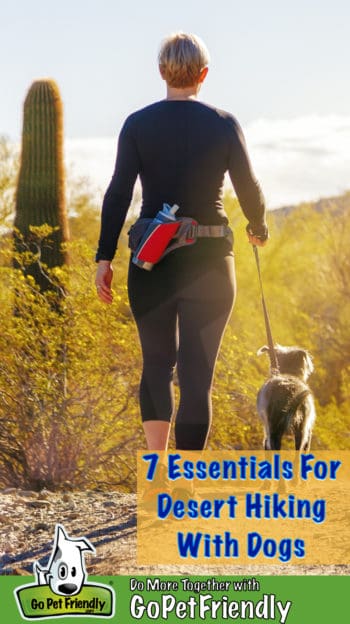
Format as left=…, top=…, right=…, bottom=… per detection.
left=0, top=236, right=141, bottom=491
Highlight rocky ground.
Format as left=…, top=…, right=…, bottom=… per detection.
left=1, top=488, right=349, bottom=577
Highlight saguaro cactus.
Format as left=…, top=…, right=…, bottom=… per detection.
left=14, top=79, right=69, bottom=291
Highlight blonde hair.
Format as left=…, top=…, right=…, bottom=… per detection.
left=158, top=32, right=210, bottom=88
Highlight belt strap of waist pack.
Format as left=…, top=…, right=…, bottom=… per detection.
left=173, top=222, right=230, bottom=240
left=193, top=224, right=230, bottom=238
left=158, top=220, right=232, bottom=261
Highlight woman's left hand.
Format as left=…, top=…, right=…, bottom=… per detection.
left=247, top=231, right=268, bottom=247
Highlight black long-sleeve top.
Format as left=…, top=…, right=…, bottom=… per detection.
left=96, top=100, right=267, bottom=261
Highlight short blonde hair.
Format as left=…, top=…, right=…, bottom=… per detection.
left=158, top=32, right=210, bottom=88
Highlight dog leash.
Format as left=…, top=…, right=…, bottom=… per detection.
left=253, top=245, right=280, bottom=375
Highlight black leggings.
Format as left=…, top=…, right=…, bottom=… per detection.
left=128, top=244, right=236, bottom=450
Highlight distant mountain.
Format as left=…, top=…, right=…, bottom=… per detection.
left=271, top=190, right=350, bottom=223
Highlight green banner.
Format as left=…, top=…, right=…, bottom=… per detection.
left=1, top=575, right=349, bottom=623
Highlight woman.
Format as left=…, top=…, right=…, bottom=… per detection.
left=95, top=32, right=268, bottom=451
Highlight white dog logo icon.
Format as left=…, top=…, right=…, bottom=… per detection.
left=34, top=524, right=95, bottom=596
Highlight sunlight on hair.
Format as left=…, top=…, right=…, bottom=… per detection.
left=158, top=32, right=210, bottom=88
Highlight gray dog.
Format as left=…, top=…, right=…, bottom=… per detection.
left=257, top=344, right=316, bottom=451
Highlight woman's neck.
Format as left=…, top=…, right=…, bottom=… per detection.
left=165, top=84, right=200, bottom=101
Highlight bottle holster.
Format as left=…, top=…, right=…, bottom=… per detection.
left=128, top=217, right=232, bottom=270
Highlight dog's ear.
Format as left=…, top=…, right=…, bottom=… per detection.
left=257, top=346, right=269, bottom=356
left=292, top=349, right=314, bottom=380
left=302, top=350, right=314, bottom=376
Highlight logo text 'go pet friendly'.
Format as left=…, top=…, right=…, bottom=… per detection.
left=15, top=524, right=115, bottom=620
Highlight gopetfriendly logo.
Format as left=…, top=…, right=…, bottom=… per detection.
left=15, top=524, right=115, bottom=620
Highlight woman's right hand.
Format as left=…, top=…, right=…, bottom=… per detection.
left=95, top=261, right=113, bottom=304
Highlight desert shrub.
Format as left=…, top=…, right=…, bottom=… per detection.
left=0, top=235, right=141, bottom=491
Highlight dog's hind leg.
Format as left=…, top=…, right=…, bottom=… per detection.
left=294, top=426, right=303, bottom=451
left=262, top=417, right=283, bottom=449
left=300, top=432, right=312, bottom=452
left=294, top=427, right=312, bottom=451
left=262, top=420, right=272, bottom=450
left=264, top=437, right=271, bottom=450
left=295, top=422, right=312, bottom=451
left=268, top=432, right=283, bottom=450
left=295, top=397, right=315, bottom=451
left=258, top=404, right=272, bottom=451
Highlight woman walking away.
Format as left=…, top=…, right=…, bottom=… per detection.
left=95, top=32, right=268, bottom=451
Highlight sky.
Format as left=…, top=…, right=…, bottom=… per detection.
left=2, top=0, right=350, bottom=208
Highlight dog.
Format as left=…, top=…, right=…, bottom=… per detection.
left=34, top=524, right=95, bottom=596
left=257, top=344, right=316, bottom=451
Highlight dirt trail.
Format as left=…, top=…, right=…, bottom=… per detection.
left=1, top=489, right=348, bottom=576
